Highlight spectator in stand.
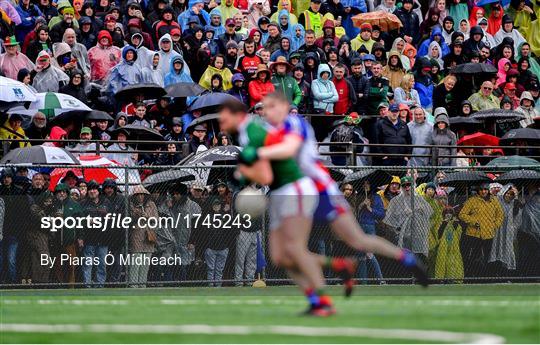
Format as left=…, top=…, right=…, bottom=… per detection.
left=331, top=63, right=356, bottom=115
left=517, top=91, right=539, bottom=127
left=407, top=107, right=433, bottom=166
left=0, top=114, right=30, bottom=150
left=228, top=73, right=250, bottom=105
left=0, top=36, right=35, bottom=80
left=248, top=63, right=275, bottom=107
left=394, top=0, right=420, bottom=45
left=375, top=103, right=412, bottom=166
left=199, top=54, right=233, bottom=90
left=298, top=0, right=324, bottom=38
left=80, top=181, right=112, bottom=288
left=394, top=73, right=421, bottom=108
left=128, top=185, right=158, bottom=288
left=71, top=127, right=105, bottom=156
left=382, top=51, right=406, bottom=90
left=130, top=102, right=151, bottom=128
left=188, top=125, right=208, bottom=153
left=25, top=112, right=48, bottom=145
left=468, top=80, right=501, bottom=111
left=106, top=129, right=137, bottom=166
left=311, top=63, right=338, bottom=113
left=205, top=198, right=231, bottom=287
left=87, top=30, right=121, bottom=84
left=431, top=107, right=457, bottom=167
left=365, top=62, right=389, bottom=115
left=271, top=56, right=302, bottom=107
left=459, top=183, right=504, bottom=277
left=432, top=75, right=458, bottom=115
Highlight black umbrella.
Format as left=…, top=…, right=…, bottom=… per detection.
left=111, top=124, right=164, bottom=142
left=486, top=155, right=540, bottom=168
left=451, top=63, right=497, bottom=74
left=50, top=109, right=114, bottom=125
left=165, top=82, right=205, bottom=98
left=143, top=169, right=196, bottom=192
left=470, top=109, right=525, bottom=123
left=185, top=113, right=220, bottom=134
left=495, top=169, right=540, bottom=185
left=500, top=128, right=540, bottom=145
left=449, top=116, right=482, bottom=125
left=439, top=171, right=492, bottom=187
left=182, top=145, right=240, bottom=165
left=188, top=92, right=239, bottom=112
left=0, top=146, right=79, bottom=164
left=343, top=169, right=392, bottom=187
left=114, top=83, right=166, bottom=101
left=327, top=167, right=353, bottom=182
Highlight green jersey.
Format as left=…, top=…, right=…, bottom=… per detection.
left=238, top=116, right=303, bottom=190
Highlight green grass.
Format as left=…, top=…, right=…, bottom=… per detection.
left=1, top=284, right=539, bottom=343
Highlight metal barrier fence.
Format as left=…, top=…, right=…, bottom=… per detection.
left=0, top=164, right=538, bottom=289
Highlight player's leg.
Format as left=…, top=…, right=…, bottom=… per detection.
left=330, top=211, right=428, bottom=287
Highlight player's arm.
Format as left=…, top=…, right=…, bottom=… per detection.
left=238, top=159, right=273, bottom=186
left=257, top=134, right=303, bottom=160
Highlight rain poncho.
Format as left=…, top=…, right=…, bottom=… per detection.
left=521, top=189, right=540, bottom=245
left=199, top=65, right=233, bottom=90
left=32, top=51, right=69, bottom=92
left=488, top=185, right=521, bottom=270
left=390, top=37, right=412, bottom=71
left=496, top=58, right=511, bottom=86
left=426, top=41, right=444, bottom=70
left=277, top=9, right=294, bottom=38
left=516, top=42, right=540, bottom=76
left=417, top=26, right=450, bottom=57
left=433, top=213, right=464, bottom=280
left=208, top=8, right=225, bottom=38
left=164, top=55, right=193, bottom=86
left=493, top=26, right=526, bottom=52
left=157, top=34, right=189, bottom=79
left=290, top=23, right=305, bottom=52
left=107, top=45, right=143, bottom=95
left=131, top=32, right=154, bottom=70
left=407, top=118, right=433, bottom=166
left=62, top=30, right=90, bottom=77
left=0, top=50, right=34, bottom=80
left=448, top=1, right=468, bottom=30
left=527, top=18, right=540, bottom=56
left=383, top=189, right=434, bottom=256
left=177, top=0, right=210, bottom=31
left=87, top=31, right=122, bottom=83
left=141, top=53, right=165, bottom=87
left=270, top=0, right=298, bottom=24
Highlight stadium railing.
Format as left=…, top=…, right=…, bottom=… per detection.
left=0, top=164, right=538, bottom=289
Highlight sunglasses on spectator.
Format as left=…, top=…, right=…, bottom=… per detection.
left=483, top=87, right=493, bottom=90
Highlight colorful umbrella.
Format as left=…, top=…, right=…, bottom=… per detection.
left=457, top=132, right=500, bottom=147
left=48, top=155, right=142, bottom=191
left=8, top=92, right=91, bottom=119
left=352, top=11, right=402, bottom=31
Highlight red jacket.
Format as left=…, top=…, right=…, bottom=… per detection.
left=248, top=79, right=275, bottom=107
left=332, top=77, right=353, bottom=115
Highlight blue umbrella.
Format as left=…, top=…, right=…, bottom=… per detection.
left=476, top=0, right=509, bottom=7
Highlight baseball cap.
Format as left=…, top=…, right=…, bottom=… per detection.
left=378, top=102, right=389, bottom=109
left=311, top=0, right=322, bottom=3
left=80, top=127, right=92, bottom=135
left=401, top=176, right=413, bottom=185
left=105, top=14, right=116, bottom=22
left=225, top=18, right=235, bottom=27
left=194, top=125, right=207, bottom=131
left=504, top=82, right=516, bottom=90
left=389, top=104, right=399, bottom=112
left=362, top=54, right=376, bottom=62
left=170, top=27, right=181, bottom=36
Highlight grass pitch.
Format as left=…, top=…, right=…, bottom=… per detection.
left=1, top=284, right=539, bottom=343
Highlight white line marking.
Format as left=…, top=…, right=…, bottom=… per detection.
left=2, top=298, right=538, bottom=307
left=0, top=323, right=505, bottom=344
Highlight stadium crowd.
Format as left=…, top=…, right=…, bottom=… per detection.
left=0, top=0, right=539, bottom=287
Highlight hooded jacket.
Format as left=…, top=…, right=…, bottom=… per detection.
left=0, top=47, right=35, bottom=80
left=463, top=25, right=485, bottom=55
left=157, top=33, right=185, bottom=78
left=431, top=109, right=457, bottom=166
left=164, top=55, right=193, bottom=86
left=394, top=5, right=421, bottom=45
left=43, top=126, right=67, bottom=147
left=177, top=0, right=210, bottom=31
left=407, top=114, right=433, bottom=166
left=382, top=50, right=406, bottom=90
left=290, top=23, right=305, bottom=52
left=32, top=50, right=69, bottom=92
left=87, top=30, right=122, bottom=82
left=271, top=67, right=303, bottom=106
left=493, top=22, right=526, bottom=52
left=517, top=91, right=540, bottom=127
left=315, top=19, right=339, bottom=48
left=311, top=64, right=339, bottom=112
left=208, top=8, right=225, bottom=38
left=459, top=193, right=504, bottom=240
left=199, top=64, right=233, bottom=91
left=417, top=26, right=450, bottom=57
left=107, top=45, right=143, bottom=95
